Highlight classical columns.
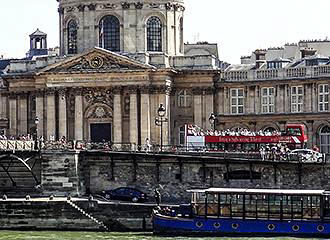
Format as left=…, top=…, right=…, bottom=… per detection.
left=113, top=89, right=122, bottom=143
left=46, top=90, right=56, bottom=140
left=140, top=90, right=151, bottom=143
left=9, top=94, right=17, bottom=136
left=129, top=89, right=139, bottom=144
left=18, top=93, right=28, bottom=135
left=204, top=89, right=214, bottom=130
left=193, top=89, right=202, bottom=127
left=75, top=89, right=84, bottom=140
left=36, top=90, right=44, bottom=138
left=58, top=89, right=67, bottom=139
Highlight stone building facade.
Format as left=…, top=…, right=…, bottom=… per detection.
left=0, top=0, right=329, bottom=153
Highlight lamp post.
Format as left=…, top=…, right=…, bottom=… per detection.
left=155, top=103, right=168, bottom=152
left=34, top=116, right=39, bottom=149
left=209, top=113, right=217, bottom=131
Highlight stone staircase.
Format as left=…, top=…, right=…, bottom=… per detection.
left=67, top=199, right=109, bottom=231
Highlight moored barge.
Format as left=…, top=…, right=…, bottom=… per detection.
left=153, top=188, right=330, bottom=237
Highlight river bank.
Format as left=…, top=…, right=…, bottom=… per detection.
left=0, top=231, right=318, bottom=240
left=0, top=197, right=158, bottom=232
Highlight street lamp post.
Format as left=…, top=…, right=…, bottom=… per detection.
left=34, top=116, right=39, bottom=149
left=155, top=104, right=168, bottom=152
left=209, top=113, right=217, bottom=131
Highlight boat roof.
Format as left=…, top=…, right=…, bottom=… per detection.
left=187, top=188, right=326, bottom=195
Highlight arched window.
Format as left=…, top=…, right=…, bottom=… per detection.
left=320, top=126, right=330, bottom=153
left=99, top=15, right=120, bottom=52
left=147, top=16, right=162, bottom=52
left=178, top=90, right=192, bottom=107
left=67, top=20, right=78, bottom=54
left=179, top=17, right=184, bottom=53
left=179, top=126, right=186, bottom=145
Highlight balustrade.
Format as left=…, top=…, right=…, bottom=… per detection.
left=222, top=65, right=330, bottom=81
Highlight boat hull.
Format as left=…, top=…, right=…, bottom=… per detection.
left=153, top=213, right=330, bottom=237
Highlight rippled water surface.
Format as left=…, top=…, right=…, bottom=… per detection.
left=0, top=231, right=319, bottom=240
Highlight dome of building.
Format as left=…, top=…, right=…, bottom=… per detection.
left=57, top=0, right=185, bottom=56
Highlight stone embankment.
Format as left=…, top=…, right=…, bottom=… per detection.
left=0, top=197, right=156, bottom=231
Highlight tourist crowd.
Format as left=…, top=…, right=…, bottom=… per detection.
left=187, top=125, right=282, bottom=137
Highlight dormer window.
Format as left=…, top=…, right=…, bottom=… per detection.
left=267, top=61, right=282, bottom=69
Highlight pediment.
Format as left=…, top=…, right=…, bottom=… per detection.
left=40, top=47, right=155, bottom=74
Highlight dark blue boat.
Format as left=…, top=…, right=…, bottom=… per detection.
left=153, top=188, right=330, bottom=237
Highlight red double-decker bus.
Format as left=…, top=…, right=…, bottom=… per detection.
left=186, top=124, right=308, bottom=152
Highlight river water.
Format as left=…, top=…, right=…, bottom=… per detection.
left=0, top=231, right=318, bottom=240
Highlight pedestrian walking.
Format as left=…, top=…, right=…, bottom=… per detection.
left=154, top=188, right=161, bottom=206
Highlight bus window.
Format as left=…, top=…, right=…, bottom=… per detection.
left=287, top=127, right=302, bottom=136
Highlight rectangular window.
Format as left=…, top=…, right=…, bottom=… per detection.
left=231, top=88, right=244, bottom=114
left=291, top=86, right=304, bottom=113
left=261, top=87, right=275, bottom=113
left=319, top=84, right=329, bottom=112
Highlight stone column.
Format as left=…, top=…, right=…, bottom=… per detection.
left=18, top=93, right=28, bottom=135
left=46, top=90, right=56, bottom=140
left=36, top=90, right=44, bottom=138
left=9, top=94, right=17, bottom=136
left=75, top=89, right=84, bottom=140
left=58, top=89, right=67, bottom=139
left=204, top=89, right=214, bottom=130
left=129, top=89, right=138, bottom=145
left=140, top=90, right=151, bottom=144
left=113, top=89, right=122, bottom=143
left=193, top=89, right=202, bottom=127
left=0, top=93, right=7, bottom=120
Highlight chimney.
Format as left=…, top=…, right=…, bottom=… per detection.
left=254, top=49, right=267, bottom=68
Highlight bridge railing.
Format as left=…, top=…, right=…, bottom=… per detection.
left=0, top=140, right=35, bottom=151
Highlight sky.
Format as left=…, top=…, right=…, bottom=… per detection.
left=0, top=0, right=330, bottom=64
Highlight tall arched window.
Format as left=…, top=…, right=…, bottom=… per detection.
left=179, top=17, right=184, bottom=53
left=99, top=15, right=120, bottom=52
left=147, top=16, right=162, bottom=52
left=320, top=126, right=330, bottom=153
left=67, top=20, right=78, bottom=54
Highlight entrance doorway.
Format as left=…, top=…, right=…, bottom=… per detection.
left=90, top=123, right=112, bottom=142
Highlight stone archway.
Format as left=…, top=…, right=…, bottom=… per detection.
left=319, top=125, right=330, bottom=153
left=84, top=104, right=113, bottom=142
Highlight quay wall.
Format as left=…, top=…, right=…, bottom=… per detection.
left=1, top=150, right=330, bottom=202
left=0, top=198, right=153, bottom=231
left=82, top=153, right=330, bottom=203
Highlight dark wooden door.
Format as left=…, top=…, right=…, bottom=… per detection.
left=90, top=123, right=112, bottom=142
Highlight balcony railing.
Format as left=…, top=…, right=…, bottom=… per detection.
left=223, top=65, right=330, bottom=81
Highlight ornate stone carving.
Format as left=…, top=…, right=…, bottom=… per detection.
left=46, top=88, right=56, bottom=95
left=86, top=105, right=112, bottom=119
left=121, top=2, right=130, bottom=9
left=165, top=3, right=173, bottom=10
left=149, top=3, right=160, bottom=8
left=134, top=2, right=143, bottom=9
left=84, top=89, right=113, bottom=107
left=89, top=56, right=104, bottom=69
left=35, top=90, right=45, bottom=98
left=58, top=7, right=64, bottom=14
left=87, top=4, right=96, bottom=11
left=113, top=86, right=123, bottom=95
left=58, top=88, right=67, bottom=99
left=101, top=3, right=117, bottom=9
left=77, top=5, right=85, bottom=12
left=66, top=6, right=75, bottom=12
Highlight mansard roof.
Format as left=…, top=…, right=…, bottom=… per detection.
left=39, top=47, right=156, bottom=74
